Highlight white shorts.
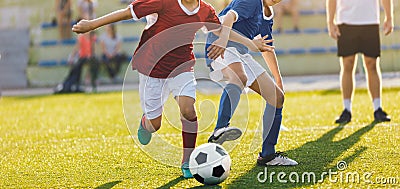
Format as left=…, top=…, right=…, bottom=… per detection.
left=139, top=72, right=197, bottom=119
left=209, top=47, right=266, bottom=87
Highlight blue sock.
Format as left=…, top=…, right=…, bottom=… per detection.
left=215, top=83, right=242, bottom=130
left=261, top=104, right=282, bottom=157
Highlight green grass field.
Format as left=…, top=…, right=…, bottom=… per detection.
left=1, top=88, right=399, bottom=188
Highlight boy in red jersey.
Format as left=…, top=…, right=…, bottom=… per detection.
left=73, top=0, right=273, bottom=178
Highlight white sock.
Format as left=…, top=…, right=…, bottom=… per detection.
left=373, top=98, right=381, bottom=111
left=343, top=99, right=352, bottom=112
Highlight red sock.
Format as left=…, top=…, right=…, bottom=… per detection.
left=181, top=117, right=198, bottom=163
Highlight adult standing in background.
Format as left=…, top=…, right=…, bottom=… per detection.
left=55, top=0, right=72, bottom=40
left=77, top=0, right=98, bottom=21
left=273, top=0, right=300, bottom=33
left=326, top=0, right=393, bottom=124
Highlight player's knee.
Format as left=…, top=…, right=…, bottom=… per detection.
left=277, top=91, right=285, bottom=106
left=364, top=62, right=378, bottom=72
left=180, top=107, right=197, bottom=121
left=148, top=121, right=161, bottom=132
left=341, top=64, right=354, bottom=73
left=236, top=73, right=248, bottom=86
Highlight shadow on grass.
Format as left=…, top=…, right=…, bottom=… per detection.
left=156, top=176, right=223, bottom=189
left=156, top=177, right=186, bottom=189
left=94, top=180, right=122, bottom=189
left=227, top=122, right=377, bottom=188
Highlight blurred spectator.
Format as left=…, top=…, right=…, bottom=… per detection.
left=99, top=24, right=126, bottom=83
left=273, top=0, right=300, bottom=33
left=54, top=31, right=99, bottom=94
left=77, top=0, right=98, bottom=20
left=55, top=0, right=72, bottom=40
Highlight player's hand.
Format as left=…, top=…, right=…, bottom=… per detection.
left=72, top=20, right=93, bottom=34
left=207, top=37, right=228, bottom=60
left=250, top=35, right=274, bottom=52
left=383, top=19, right=394, bottom=36
left=327, top=23, right=340, bottom=40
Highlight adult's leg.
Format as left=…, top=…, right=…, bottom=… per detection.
left=340, top=54, right=357, bottom=111
left=89, top=57, right=100, bottom=91
left=362, top=55, right=381, bottom=103
left=289, top=0, right=300, bottom=31
left=273, top=3, right=284, bottom=33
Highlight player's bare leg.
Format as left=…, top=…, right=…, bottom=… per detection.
left=176, top=96, right=197, bottom=178
left=335, top=55, right=357, bottom=124
left=363, top=55, right=391, bottom=122
left=138, top=115, right=161, bottom=145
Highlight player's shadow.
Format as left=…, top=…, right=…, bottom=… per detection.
left=228, top=122, right=377, bottom=188
left=156, top=176, right=223, bottom=189
left=94, top=180, right=122, bottom=189
left=156, top=176, right=186, bottom=189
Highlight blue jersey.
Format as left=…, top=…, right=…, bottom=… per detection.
left=206, top=0, right=264, bottom=66
left=205, top=2, right=277, bottom=69
left=260, top=12, right=274, bottom=46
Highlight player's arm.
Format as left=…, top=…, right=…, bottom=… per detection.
left=326, top=0, right=340, bottom=40
left=207, top=11, right=236, bottom=60
left=73, top=7, right=132, bottom=34
left=262, top=50, right=283, bottom=91
left=208, top=12, right=274, bottom=59
left=381, top=0, right=394, bottom=36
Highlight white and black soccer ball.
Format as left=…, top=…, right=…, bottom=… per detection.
left=189, top=143, right=231, bottom=185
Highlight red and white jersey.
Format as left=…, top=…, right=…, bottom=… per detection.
left=129, top=0, right=220, bottom=78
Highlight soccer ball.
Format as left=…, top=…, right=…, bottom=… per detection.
left=189, top=143, right=231, bottom=185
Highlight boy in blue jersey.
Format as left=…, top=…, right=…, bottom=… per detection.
left=206, top=0, right=298, bottom=166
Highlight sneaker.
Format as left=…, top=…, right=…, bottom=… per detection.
left=335, top=109, right=352, bottom=124
left=181, top=162, right=193, bottom=178
left=374, top=108, right=391, bottom=123
left=137, top=114, right=152, bottom=145
left=257, top=152, right=298, bottom=166
left=208, top=126, right=242, bottom=145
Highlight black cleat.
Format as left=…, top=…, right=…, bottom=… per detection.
left=208, top=126, right=242, bottom=145
left=374, top=108, right=391, bottom=123
left=335, top=109, right=352, bottom=124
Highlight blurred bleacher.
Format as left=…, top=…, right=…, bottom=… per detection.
left=29, top=0, right=400, bottom=87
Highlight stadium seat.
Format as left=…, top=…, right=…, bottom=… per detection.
left=391, top=44, right=400, bottom=50
left=302, top=28, right=324, bottom=34
left=309, top=47, right=328, bottom=54
left=61, top=39, right=77, bottom=46
left=123, top=36, right=140, bottom=43
left=275, top=49, right=286, bottom=55
left=40, top=40, right=58, bottom=47
left=41, top=22, right=56, bottom=29
left=288, top=48, right=307, bottom=55
left=38, top=60, right=58, bottom=67
left=328, top=46, right=337, bottom=53
left=59, top=59, right=69, bottom=66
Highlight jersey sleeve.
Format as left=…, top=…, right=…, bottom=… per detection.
left=204, top=7, right=221, bottom=32
left=129, top=0, right=163, bottom=20
left=230, top=0, right=257, bottom=22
